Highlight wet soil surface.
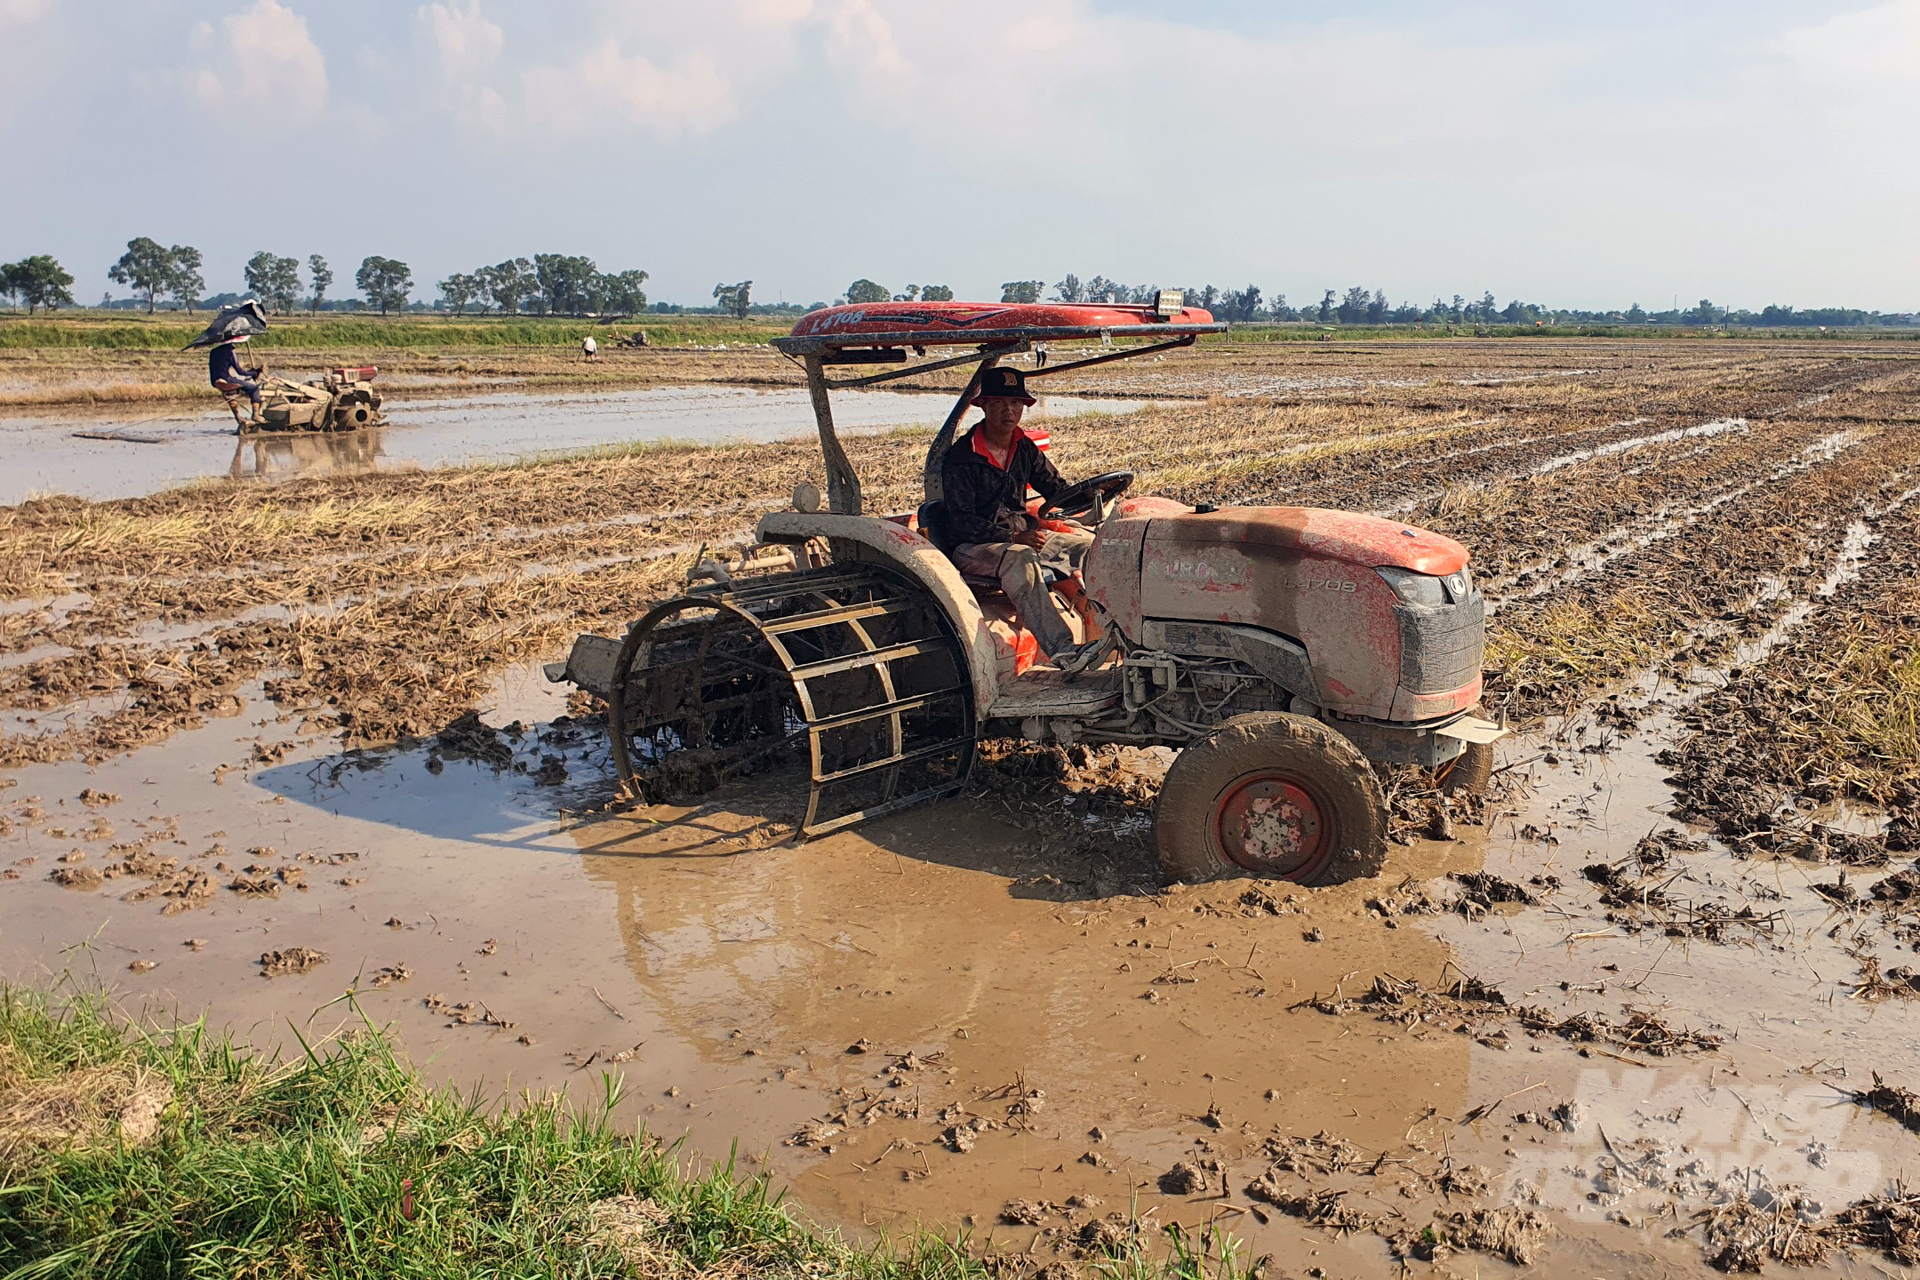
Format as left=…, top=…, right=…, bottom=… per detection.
left=4, top=339, right=1919, bottom=1276
left=0, top=385, right=1140, bottom=506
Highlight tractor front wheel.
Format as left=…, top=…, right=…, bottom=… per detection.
left=1155, top=712, right=1387, bottom=886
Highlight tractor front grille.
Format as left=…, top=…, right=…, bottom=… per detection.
left=1397, top=594, right=1484, bottom=693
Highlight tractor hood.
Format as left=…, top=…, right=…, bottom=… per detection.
left=1145, top=508, right=1468, bottom=575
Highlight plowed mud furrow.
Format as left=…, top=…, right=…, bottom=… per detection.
left=1664, top=499, right=1920, bottom=840
left=2, top=340, right=1915, bottom=767
left=1409, top=418, right=1848, bottom=588
left=1482, top=425, right=1920, bottom=722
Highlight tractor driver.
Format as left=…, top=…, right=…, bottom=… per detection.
left=940, top=366, right=1106, bottom=673
left=209, top=336, right=265, bottom=428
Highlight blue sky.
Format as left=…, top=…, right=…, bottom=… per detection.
left=4, top=0, right=1916, bottom=310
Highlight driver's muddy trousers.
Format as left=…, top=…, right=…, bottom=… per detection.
left=952, top=528, right=1095, bottom=659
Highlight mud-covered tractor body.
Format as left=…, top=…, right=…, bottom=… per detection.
left=185, top=300, right=387, bottom=434
left=245, top=367, right=386, bottom=434
left=551, top=298, right=1502, bottom=883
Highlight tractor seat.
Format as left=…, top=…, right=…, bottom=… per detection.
left=918, top=499, right=1078, bottom=596
left=917, top=500, right=1003, bottom=591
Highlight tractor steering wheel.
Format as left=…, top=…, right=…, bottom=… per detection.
left=1038, top=470, right=1134, bottom=520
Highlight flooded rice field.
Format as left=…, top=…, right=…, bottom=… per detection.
left=3, top=337, right=1919, bottom=1275
left=0, top=383, right=1142, bottom=505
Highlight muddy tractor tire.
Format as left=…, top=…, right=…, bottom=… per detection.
left=1437, top=739, right=1495, bottom=797
left=332, top=399, right=374, bottom=431
left=1155, top=712, right=1387, bottom=887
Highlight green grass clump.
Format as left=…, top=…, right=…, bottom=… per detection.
left=0, top=983, right=1248, bottom=1279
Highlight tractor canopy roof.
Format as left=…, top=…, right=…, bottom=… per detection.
left=772, top=300, right=1221, bottom=354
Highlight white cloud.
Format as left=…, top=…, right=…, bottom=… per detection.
left=745, top=0, right=815, bottom=27
left=1781, top=0, right=1920, bottom=90
left=522, top=39, right=734, bottom=138
left=415, top=0, right=506, bottom=127
left=0, top=0, right=51, bottom=27
left=184, top=0, right=328, bottom=121
left=821, top=0, right=911, bottom=82
left=418, top=0, right=503, bottom=79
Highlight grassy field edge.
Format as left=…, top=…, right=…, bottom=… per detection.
left=0, top=981, right=1243, bottom=1279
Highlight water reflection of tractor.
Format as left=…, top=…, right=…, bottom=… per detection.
left=550, top=295, right=1505, bottom=885
left=187, top=300, right=386, bottom=435
left=227, top=425, right=387, bottom=483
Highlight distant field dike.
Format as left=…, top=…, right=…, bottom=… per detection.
left=2, top=311, right=1911, bottom=350
left=0, top=313, right=793, bottom=350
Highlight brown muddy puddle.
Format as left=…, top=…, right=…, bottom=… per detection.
left=1, top=662, right=1915, bottom=1276
left=0, top=385, right=1145, bottom=505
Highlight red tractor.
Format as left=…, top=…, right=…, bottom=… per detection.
left=550, top=298, right=1502, bottom=884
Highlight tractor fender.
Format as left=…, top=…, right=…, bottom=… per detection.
left=755, top=511, right=1001, bottom=716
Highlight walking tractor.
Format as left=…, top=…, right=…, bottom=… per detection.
left=549, top=297, right=1504, bottom=884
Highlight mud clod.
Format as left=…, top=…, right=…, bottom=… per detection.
left=258, top=947, right=327, bottom=977
left=421, top=993, right=515, bottom=1030
left=1158, top=1161, right=1209, bottom=1196
left=49, top=865, right=103, bottom=890
left=369, top=964, right=412, bottom=989
left=1430, top=1205, right=1555, bottom=1266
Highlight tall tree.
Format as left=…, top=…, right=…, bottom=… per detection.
left=308, top=254, right=332, bottom=313
left=1223, top=284, right=1263, bottom=322
left=108, top=237, right=173, bottom=313
left=1000, top=280, right=1042, bottom=304
left=846, top=278, right=889, bottom=304
left=4, top=256, right=75, bottom=314
left=244, top=251, right=301, bottom=313
left=533, top=254, right=599, bottom=314
left=356, top=256, right=413, bottom=316
left=480, top=259, right=535, bottom=314
left=1317, top=290, right=1335, bottom=323
left=919, top=284, right=953, bottom=302
left=438, top=272, right=483, bottom=315
left=712, top=280, right=752, bottom=318
left=1336, top=286, right=1370, bottom=324
left=1053, top=274, right=1086, bottom=304
left=165, top=245, right=204, bottom=312
left=602, top=269, right=649, bottom=315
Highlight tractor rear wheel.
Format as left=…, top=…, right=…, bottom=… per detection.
left=1155, top=712, right=1387, bottom=886
left=333, top=400, right=373, bottom=431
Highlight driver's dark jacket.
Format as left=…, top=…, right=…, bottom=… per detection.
left=940, top=427, right=1066, bottom=546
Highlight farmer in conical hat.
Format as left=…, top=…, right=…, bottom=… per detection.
left=209, top=333, right=265, bottom=428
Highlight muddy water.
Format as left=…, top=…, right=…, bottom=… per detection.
left=0, top=385, right=1145, bottom=506
left=1, top=653, right=1913, bottom=1275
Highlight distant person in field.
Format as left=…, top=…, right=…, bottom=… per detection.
left=581, top=335, right=599, bottom=362
left=939, top=366, right=1104, bottom=673
left=209, top=336, right=264, bottom=427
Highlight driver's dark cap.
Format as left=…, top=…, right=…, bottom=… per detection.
left=976, top=366, right=1035, bottom=405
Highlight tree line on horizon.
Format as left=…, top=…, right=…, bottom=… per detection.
left=0, top=243, right=1913, bottom=329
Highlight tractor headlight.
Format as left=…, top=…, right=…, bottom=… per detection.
left=1376, top=566, right=1448, bottom=606
left=1443, top=566, right=1474, bottom=603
